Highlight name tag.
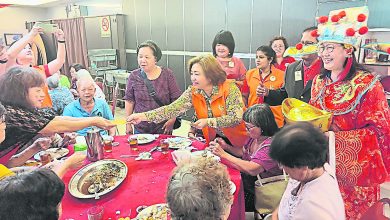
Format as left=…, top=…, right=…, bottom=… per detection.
left=294, top=70, right=302, bottom=81
left=228, top=61, right=235, bottom=68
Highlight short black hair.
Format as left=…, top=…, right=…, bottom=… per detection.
left=0, top=169, right=65, bottom=220
left=243, top=104, right=279, bottom=137
left=212, top=30, right=235, bottom=58
left=69, top=63, right=85, bottom=72
left=256, top=45, right=276, bottom=65
left=269, top=122, right=328, bottom=169
left=302, top=26, right=319, bottom=41
left=137, top=40, right=163, bottom=62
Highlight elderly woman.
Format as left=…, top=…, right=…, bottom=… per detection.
left=124, top=40, right=182, bottom=134
left=209, top=104, right=281, bottom=214
left=167, top=158, right=233, bottom=220
left=270, top=122, right=345, bottom=220
left=242, top=46, right=285, bottom=127
left=69, top=63, right=85, bottom=90
left=127, top=54, right=248, bottom=148
left=309, top=7, right=390, bottom=218
left=212, top=30, right=247, bottom=86
left=0, top=169, right=65, bottom=219
left=5, top=26, right=66, bottom=108
left=269, top=36, right=295, bottom=71
left=47, top=74, right=74, bottom=114
left=0, top=67, right=115, bottom=167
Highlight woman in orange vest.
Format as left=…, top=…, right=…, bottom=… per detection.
left=241, top=46, right=285, bottom=127
left=127, top=54, right=248, bottom=148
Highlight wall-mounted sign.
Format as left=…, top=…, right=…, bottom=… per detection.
left=100, top=16, right=111, bottom=38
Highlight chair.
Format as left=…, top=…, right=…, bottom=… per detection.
left=113, top=72, right=129, bottom=107
left=103, top=70, right=116, bottom=103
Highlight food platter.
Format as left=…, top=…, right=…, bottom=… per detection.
left=191, top=150, right=220, bottom=162
left=33, top=148, right=70, bottom=161
left=68, top=159, right=127, bottom=199
left=129, top=134, right=156, bottom=144
left=165, top=137, right=192, bottom=149
left=136, top=203, right=170, bottom=220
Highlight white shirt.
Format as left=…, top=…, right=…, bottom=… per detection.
left=278, top=168, right=345, bottom=220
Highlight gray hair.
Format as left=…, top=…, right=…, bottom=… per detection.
left=167, top=158, right=232, bottom=220
left=46, top=74, right=59, bottom=89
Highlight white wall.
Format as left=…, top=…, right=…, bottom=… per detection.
left=46, top=6, right=67, bottom=20
left=0, top=6, right=48, bottom=38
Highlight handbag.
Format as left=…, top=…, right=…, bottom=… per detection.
left=255, top=170, right=288, bottom=215
left=361, top=198, right=390, bottom=220
left=254, top=142, right=288, bottom=215
left=140, top=70, right=182, bottom=129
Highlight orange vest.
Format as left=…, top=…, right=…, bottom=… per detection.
left=245, top=65, right=284, bottom=127
left=191, top=80, right=248, bottom=148
left=34, top=65, right=53, bottom=108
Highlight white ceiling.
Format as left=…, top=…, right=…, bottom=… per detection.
left=2, top=0, right=120, bottom=8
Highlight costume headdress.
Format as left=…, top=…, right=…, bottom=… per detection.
left=314, top=6, right=369, bottom=81
left=316, top=6, right=369, bottom=47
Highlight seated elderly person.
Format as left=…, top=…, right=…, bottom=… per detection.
left=70, top=69, right=105, bottom=100
left=208, top=104, right=281, bottom=215
left=0, top=67, right=115, bottom=167
left=0, top=168, right=64, bottom=219
left=167, top=158, right=233, bottom=220
left=63, top=75, right=115, bottom=136
left=47, top=74, right=74, bottom=115
left=269, top=122, right=345, bottom=220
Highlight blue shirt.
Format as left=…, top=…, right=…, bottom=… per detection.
left=63, top=98, right=114, bottom=136
left=48, top=87, right=74, bottom=115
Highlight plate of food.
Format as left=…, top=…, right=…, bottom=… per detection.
left=229, top=181, right=236, bottom=194
left=129, top=134, right=156, bottom=144
left=191, top=150, right=220, bottom=162
left=136, top=203, right=170, bottom=220
left=23, top=159, right=42, bottom=167
left=165, top=137, right=192, bottom=149
left=68, top=159, right=127, bottom=199
left=33, top=148, right=70, bottom=161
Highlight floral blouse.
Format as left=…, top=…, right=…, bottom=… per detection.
left=145, top=82, right=243, bottom=128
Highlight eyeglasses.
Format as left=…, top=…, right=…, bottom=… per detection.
left=318, top=44, right=342, bottom=54
left=300, top=41, right=316, bottom=46
left=245, top=123, right=256, bottom=130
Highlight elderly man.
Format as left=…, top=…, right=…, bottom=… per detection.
left=63, top=75, right=115, bottom=136
left=263, top=26, right=322, bottom=103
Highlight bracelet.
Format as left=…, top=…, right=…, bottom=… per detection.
left=58, top=40, right=65, bottom=43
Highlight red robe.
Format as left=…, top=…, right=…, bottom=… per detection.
left=310, top=72, right=390, bottom=219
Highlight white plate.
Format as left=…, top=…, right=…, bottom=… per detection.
left=129, top=134, right=156, bottom=144
left=34, top=148, right=69, bottom=161
left=68, top=159, right=127, bottom=199
left=165, top=137, right=192, bottom=149
left=136, top=203, right=170, bottom=220
left=229, top=181, right=236, bottom=194
left=191, top=150, right=220, bottom=162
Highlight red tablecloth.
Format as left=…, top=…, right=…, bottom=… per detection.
left=60, top=135, right=245, bottom=220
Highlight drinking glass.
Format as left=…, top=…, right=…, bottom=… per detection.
left=159, top=139, right=169, bottom=154
left=129, top=136, right=138, bottom=151
left=87, top=205, right=104, bottom=220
